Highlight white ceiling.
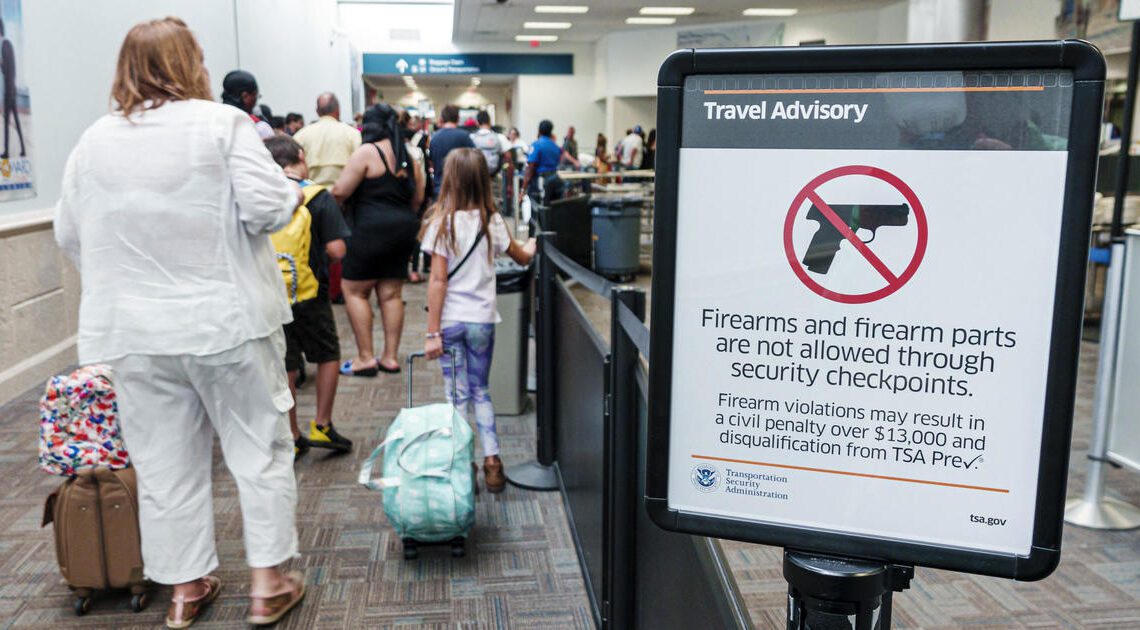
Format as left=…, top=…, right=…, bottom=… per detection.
left=453, top=0, right=899, bottom=44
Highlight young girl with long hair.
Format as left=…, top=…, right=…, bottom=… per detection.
left=420, top=149, right=536, bottom=492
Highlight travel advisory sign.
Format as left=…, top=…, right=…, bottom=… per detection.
left=649, top=45, right=1103, bottom=578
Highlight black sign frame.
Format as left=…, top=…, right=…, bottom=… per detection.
left=646, top=41, right=1105, bottom=581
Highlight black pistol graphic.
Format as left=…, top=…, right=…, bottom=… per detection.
left=802, top=203, right=909, bottom=274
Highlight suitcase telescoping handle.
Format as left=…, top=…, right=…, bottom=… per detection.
left=406, top=349, right=458, bottom=408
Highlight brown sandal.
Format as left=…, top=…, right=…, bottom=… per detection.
left=247, top=570, right=305, bottom=626
left=165, top=575, right=221, bottom=629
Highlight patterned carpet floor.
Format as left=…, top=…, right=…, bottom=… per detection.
left=0, top=283, right=592, bottom=629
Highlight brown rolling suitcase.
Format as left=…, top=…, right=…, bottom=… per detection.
left=42, top=466, right=151, bottom=616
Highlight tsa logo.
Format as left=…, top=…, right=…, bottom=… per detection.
left=691, top=463, right=720, bottom=493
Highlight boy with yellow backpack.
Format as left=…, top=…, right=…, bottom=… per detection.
left=264, top=136, right=354, bottom=457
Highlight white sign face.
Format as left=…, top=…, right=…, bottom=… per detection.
left=667, top=70, right=1074, bottom=556
left=1122, top=0, right=1140, bottom=21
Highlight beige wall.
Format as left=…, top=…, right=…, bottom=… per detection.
left=0, top=214, right=79, bottom=405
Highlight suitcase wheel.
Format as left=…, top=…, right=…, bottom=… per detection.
left=402, top=538, right=419, bottom=560
left=130, top=592, right=149, bottom=613
left=74, top=596, right=91, bottom=616
left=450, top=537, right=466, bottom=558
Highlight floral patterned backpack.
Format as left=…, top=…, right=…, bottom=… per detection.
left=38, top=365, right=130, bottom=477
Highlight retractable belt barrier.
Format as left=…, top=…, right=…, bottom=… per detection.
left=544, top=244, right=614, bottom=297
left=511, top=218, right=747, bottom=628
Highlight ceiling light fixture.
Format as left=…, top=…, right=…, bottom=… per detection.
left=639, top=7, right=694, bottom=16
left=626, top=16, right=676, bottom=25
left=534, top=5, right=588, bottom=14
left=524, top=21, right=573, bottom=29
left=742, top=8, right=798, bottom=17
left=516, top=34, right=559, bottom=42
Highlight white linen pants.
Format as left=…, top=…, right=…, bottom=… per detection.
left=109, top=332, right=298, bottom=584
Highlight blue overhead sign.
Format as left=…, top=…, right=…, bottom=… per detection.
left=364, top=53, right=573, bottom=76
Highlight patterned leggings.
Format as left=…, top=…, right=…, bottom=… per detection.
left=441, top=323, right=498, bottom=457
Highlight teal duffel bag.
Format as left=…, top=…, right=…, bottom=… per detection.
left=359, top=351, right=475, bottom=559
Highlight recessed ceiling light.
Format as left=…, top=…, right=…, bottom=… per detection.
left=626, top=16, right=676, bottom=25
left=524, top=21, right=573, bottom=29
left=534, top=5, right=588, bottom=13
left=516, top=34, right=559, bottom=42
left=639, top=7, right=694, bottom=16
left=742, top=8, right=798, bottom=17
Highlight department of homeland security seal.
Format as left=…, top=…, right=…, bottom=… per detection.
left=691, top=463, right=720, bottom=493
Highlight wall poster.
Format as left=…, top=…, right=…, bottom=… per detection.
left=0, top=0, right=32, bottom=202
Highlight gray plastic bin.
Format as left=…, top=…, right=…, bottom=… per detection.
left=489, top=259, right=532, bottom=415
left=591, top=195, right=642, bottom=278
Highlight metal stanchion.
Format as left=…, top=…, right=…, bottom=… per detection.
left=1065, top=240, right=1140, bottom=529
left=784, top=551, right=913, bottom=630
left=1065, top=20, right=1140, bottom=530
left=506, top=231, right=559, bottom=491
left=604, top=287, right=645, bottom=630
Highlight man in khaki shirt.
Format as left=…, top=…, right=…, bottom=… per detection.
left=293, top=93, right=361, bottom=187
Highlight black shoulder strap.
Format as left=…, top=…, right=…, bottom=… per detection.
left=448, top=229, right=486, bottom=280
left=372, top=142, right=392, bottom=173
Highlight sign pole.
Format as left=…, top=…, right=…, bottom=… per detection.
left=784, top=551, right=913, bottom=630
left=506, top=231, right=560, bottom=491
left=1111, top=21, right=1140, bottom=239
left=1064, top=238, right=1140, bottom=528
left=1065, top=21, right=1140, bottom=530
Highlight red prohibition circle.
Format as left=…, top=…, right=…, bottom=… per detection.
left=782, top=165, right=928, bottom=304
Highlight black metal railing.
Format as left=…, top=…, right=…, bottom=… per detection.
left=527, top=229, right=751, bottom=629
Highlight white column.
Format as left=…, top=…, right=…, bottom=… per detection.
left=907, top=0, right=985, bottom=42
left=605, top=95, right=617, bottom=149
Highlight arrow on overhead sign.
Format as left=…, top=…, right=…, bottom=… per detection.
left=395, top=58, right=409, bottom=73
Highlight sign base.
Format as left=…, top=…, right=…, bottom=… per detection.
left=505, top=460, right=559, bottom=491
left=784, top=550, right=913, bottom=630
left=1064, top=495, right=1140, bottom=530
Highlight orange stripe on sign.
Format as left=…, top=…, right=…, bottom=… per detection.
left=692, top=454, right=1009, bottom=494
left=702, top=86, right=1046, bottom=95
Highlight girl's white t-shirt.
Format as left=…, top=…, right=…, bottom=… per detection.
left=421, top=210, right=512, bottom=324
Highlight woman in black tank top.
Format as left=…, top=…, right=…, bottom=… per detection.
left=333, top=104, right=426, bottom=374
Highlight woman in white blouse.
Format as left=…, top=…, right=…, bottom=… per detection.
left=54, top=18, right=305, bottom=628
